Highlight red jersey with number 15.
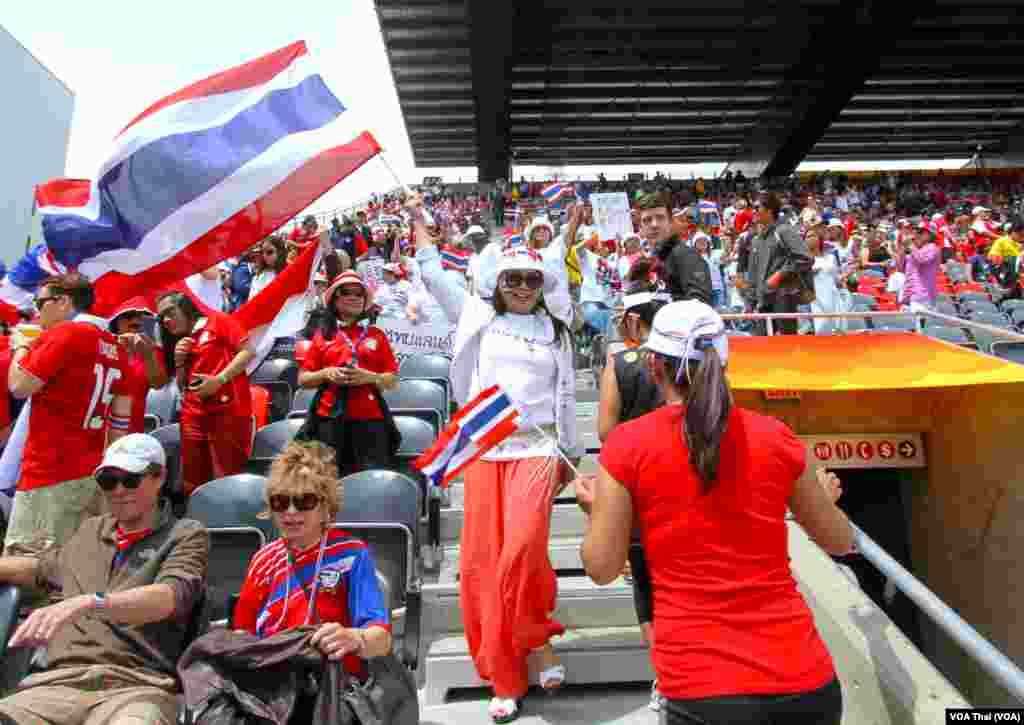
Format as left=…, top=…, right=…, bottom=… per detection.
left=17, top=320, right=131, bottom=491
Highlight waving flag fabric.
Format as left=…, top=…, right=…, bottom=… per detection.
left=440, top=245, right=472, bottom=273
left=3, top=40, right=380, bottom=317
left=415, top=385, right=520, bottom=488
left=541, top=182, right=565, bottom=203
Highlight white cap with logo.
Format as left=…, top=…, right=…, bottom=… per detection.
left=95, top=434, right=167, bottom=476
left=644, top=300, right=729, bottom=370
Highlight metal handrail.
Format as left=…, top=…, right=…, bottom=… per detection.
left=716, top=308, right=1024, bottom=344
left=851, top=524, right=1024, bottom=704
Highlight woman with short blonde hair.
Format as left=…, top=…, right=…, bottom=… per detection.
left=234, top=441, right=393, bottom=674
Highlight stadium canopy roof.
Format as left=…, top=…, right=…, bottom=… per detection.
left=375, top=0, right=1024, bottom=180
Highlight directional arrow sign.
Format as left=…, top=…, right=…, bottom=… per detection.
left=898, top=440, right=917, bottom=458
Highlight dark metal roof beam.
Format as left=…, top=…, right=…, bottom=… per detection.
left=729, top=0, right=942, bottom=178
left=466, top=0, right=514, bottom=180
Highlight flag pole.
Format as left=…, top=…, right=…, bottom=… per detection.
left=377, top=154, right=435, bottom=226
left=530, top=423, right=580, bottom=477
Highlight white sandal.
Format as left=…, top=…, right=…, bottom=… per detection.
left=488, top=697, right=521, bottom=723
left=539, top=663, right=566, bottom=692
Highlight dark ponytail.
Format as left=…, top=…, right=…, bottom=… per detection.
left=661, top=345, right=732, bottom=492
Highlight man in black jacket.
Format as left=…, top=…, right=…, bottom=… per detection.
left=744, top=193, right=814, bottom=335
left=636, top=193, right=712, bottom=305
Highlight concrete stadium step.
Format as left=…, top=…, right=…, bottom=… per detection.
left=418, top=685, right=655, bottom=725
left=438, top=536, right=587, bottom=582
left=440, top=504, right=588, bottom=546
left=422, top=576, right=637, bottom=635
left=421, top=626, right=653, bottom=706
left=418, top=523, right=968, bottom=721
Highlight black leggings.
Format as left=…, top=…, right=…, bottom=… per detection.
left=629, top=544, right=654, bottom=624
left=664, top=677, right=842, bottom=725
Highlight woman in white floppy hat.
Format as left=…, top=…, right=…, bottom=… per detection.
left=405, top=193, right=582, bottom=723
left=577, top=300, right=854, bottom=725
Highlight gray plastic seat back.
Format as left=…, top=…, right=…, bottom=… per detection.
left=186, top=474, right=275, bottom=541
left=399, top=353, right=451, bottom=381
left=150, top=424, right=183, bottom=497
left=206, top=528, right=266, bottom=622
left=383, top=379, right=447, bottom=424
left=337, top=470, right=421, bottom=590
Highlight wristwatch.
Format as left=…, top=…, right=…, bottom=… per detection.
left=93, top=592, right=107, bottom=613
left=217, top=372, right=229, bottom=386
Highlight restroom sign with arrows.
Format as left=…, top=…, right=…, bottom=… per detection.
left=799, top=433, right=926, bottom=469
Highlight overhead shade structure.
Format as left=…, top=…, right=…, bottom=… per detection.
left=727, top=333, right=1024, bottom=391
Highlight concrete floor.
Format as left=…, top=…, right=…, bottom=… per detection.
left=420, top=684, right=658, bottom=725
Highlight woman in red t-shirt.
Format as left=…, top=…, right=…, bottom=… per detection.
left=296, top=270, right=400, bottom=477
left=577, top=300, right=854, bottom=725
left=156, top=291, right=254, bottom=496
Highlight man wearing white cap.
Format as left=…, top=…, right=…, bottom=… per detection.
left=0, top=433, right=209, bottom=725
left=576, top=300, right=852, bottom=725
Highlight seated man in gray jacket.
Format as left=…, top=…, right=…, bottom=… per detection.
left=0, top=434, right=209, bottom=725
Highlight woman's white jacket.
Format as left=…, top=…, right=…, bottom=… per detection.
left=415, top=245, right=582, bottom=459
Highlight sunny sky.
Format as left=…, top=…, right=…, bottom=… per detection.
left=4, top=1, right=968, bottom=220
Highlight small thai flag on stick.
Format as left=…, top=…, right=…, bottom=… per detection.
left=541, top=182, right=565, bottom=203
left=414, top=385, right=521, bottom=488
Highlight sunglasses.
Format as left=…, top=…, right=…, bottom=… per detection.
left=34, top=295, right=64, bottom=311
left=262, top=249, right=277, bottom=256
left=335, top=287, right=365, bottom=299
left=501, top=271, right=544, bottom=290
left=96, top=471, right=144, bottom=492
left=269, top=493, right=322, bottom=513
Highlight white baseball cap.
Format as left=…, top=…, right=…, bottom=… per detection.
left=973, top=206, right=990, bottom=214
left=465, top=225, right=486, bottom=237
left=644, top=300, right=729, bottom=366
left=95, top=434, right=167, bottom=476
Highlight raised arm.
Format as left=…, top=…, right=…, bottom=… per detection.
left=404, top=194, right=469, bottom=322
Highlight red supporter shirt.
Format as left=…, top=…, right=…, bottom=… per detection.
left=302, top=325, right=398, bottom=419
left=121, top=355, right=165, bottom=434
left=180, top=312, right=251, bottom=419
left=17, top=320, right=131, bottom=491
left=599, top=405, right=835, bottom=700
left=0, top=342, right=11, bottom=431
left=734, top=208, right=754, bottom=234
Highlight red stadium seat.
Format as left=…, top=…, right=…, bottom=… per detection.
left=294, top=339, right=312, bottom=365
left=251, top=385, right=271, bottom=430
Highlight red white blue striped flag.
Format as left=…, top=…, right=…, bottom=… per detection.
left=414, top=385, right=520, bottom=488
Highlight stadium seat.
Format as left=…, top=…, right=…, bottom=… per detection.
left=144, top=382, right=179, bottom=428
left=245, top=419, right=304, bottom=475
left=392, top=414, right=436, bottom=512
left=961, top=299, right=1000, bottom=315
left=1009, top=308, right=1024, bottom=328
left=383, top=379, right=448, bottom=427
left=150, top=424, right=183, bottom=501
left=925, top=326, right=974, bottom=348
left=968, top=310, right=1012, bottom=328
left=0, top=584, right=20, bottom=660
left=843, top=317, right=870, bottom=332
left=185, top=473, right=274, bottom=540
left=935, top=302, right=959, bottom=317
left=399, top=353, right=451, bottom=381
left=250, top=385, right=271, bottom=430
left=861, top=269, right=884, bottom=279
left=871, top=315, right=917, bottom=332
left=288, top=387, right=317, bottom=419
left=335, top=469, right=422, bottom=667
left=1001, top=299, right=1024, bottom=315
left=250, top=359, right=298, bottom=422
left=851, top=293, right=877, bottom=309
left=293, top=339, right=312, bottom=365
left=204, top=528, right=266, bottom=623
left=185, top=475, right=274, bottom=622
left=991, top=341, right=1024, bottom=365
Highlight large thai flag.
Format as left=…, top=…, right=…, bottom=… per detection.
left=541, top=182, right=565, bottom=203
left=414, top=385, right=520, bottom=488
left=1, top=40, right=380, bottom=317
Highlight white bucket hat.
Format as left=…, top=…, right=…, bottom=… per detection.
left=645, top=300, right=729, bottom=370
left=495, top=246, right=557, bottom=293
